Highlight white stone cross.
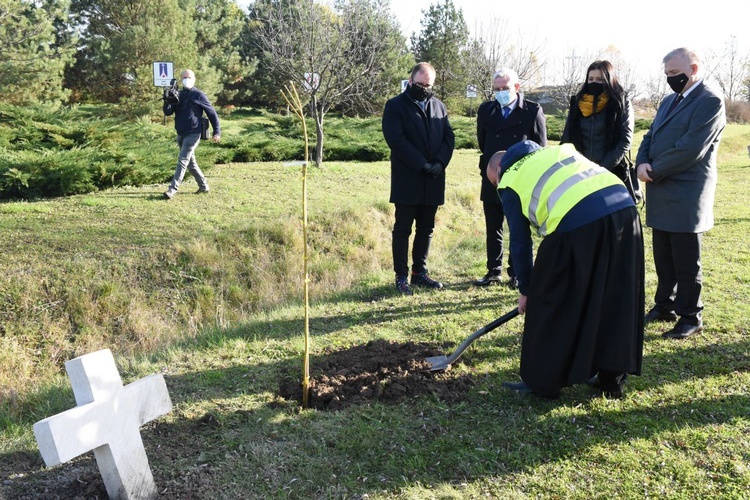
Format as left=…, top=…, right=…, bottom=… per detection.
left=33, top=349, right=172, bottom=500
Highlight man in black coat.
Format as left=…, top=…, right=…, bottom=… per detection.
left=382, top=62, right=455, bottom=295
left=474, top=68, right=546, bottom=287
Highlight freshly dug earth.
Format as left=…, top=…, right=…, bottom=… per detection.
left=279, top=339, right=474, bottom=410
left=2, top=340, right=474, bottom=498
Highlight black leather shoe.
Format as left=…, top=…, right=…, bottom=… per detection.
left=473, top=271, right=502, bottom=286
left=507, top=276, right=519, bottom=290
left=645, top=308, right=678, bottom=324
left=586, top=374, right=623, bottom=399
left=662, top=322, right=703, bottom=339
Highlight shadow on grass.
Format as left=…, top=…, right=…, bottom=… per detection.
left=177, top=284, right=517, bottom=352
left=4, top=288, right=748, bottom=497
left=4, top=362, right=748, bottom=498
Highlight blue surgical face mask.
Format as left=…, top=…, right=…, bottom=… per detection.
left=494, top=90, right=512, bottom=106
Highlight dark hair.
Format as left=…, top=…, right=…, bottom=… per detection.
left=568, top=60, right=628, bottom=153
left=577, top=60, right=625, bottom=103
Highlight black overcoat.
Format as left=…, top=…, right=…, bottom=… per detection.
left=477, top=95, right=546, bottom=203
left=382, top=92, right=455, bottom=206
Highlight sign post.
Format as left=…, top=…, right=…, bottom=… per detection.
left=153, top=62, right=174, bottom=87
left=154, top=62, right=174, bottom=126
left=303, top=72, right=320, bottom=91
left=466, top=84, right=478, bottom=117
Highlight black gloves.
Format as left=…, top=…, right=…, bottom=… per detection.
left=429, top=162, right=443, bottom=178
left=422, top=161, right=443, bottom=178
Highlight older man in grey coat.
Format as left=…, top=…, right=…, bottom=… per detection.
left=636, top=47, right=726, bottom=339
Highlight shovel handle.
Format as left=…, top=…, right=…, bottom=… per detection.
left=443, top=308, right=520, bottom=366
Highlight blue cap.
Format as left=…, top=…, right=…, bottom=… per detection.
left=500, top=140, right=542, bottom=173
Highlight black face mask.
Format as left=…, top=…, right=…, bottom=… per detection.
left=587, top=82, right=605, bottom=96
left=667, top=73, right=689, bottom=94
left=408, top=83, right=432, bottom=102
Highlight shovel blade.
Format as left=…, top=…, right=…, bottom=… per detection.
left=424, top=355, right=450, bottom=372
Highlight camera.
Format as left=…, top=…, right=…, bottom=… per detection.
left=163, top=78, right=179, bottom=105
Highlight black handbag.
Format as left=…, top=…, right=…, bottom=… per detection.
left=616, top=154, right=642, bottom=204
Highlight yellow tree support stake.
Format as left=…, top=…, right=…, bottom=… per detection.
left=281, top=82, right=311, bottom=408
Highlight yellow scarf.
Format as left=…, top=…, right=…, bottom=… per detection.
left=578, top=93, right=609, bottom=117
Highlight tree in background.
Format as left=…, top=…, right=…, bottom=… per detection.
left=66, top=0, right=197, bottom=107
left=461, top=17, right=545, bottom=101
left=0, top=0, right=76, bottom=105
left=547, top=48, right=593, bottom=114
left=247, top=0, right=408, bottom=166
left=596, top=45, right=643, bottom=102
left=409, top=0, right=469, bottom=101
left=642, top=69, right=669, bottom=113
left=334, top=0, right=414, bottom=117
left=705, top=36, right=750, bottom=102
left=193, top=0, right=256, bottom=105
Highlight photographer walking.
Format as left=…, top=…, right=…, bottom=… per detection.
left=162, top=69, right=220, bottom=199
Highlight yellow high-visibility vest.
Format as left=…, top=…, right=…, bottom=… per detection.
left=499, top=144, right=621, bottom=236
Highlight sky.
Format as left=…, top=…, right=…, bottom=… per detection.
left=391, top=0, right=749, bottom=84
left=235, top=0, right=749, bottom=86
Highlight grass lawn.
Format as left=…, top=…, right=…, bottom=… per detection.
left=0, top=122, right=749, bottom=498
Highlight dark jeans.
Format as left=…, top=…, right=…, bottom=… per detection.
left=483, top=201, right=514, bottom=276
left=652, top=229, right=703, bottom=324
left=392, top=204, right=438, bottom=277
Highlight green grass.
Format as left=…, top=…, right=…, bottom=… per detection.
left=1, top=123, right=749, bottom=498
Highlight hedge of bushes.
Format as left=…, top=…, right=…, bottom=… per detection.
left=0, top=105, right=181, bottom=199
left=0, top=105, right=598, bottom=200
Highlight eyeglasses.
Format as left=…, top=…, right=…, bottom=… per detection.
left=493, top=86, right=511, bottom=91
left=413, top=82, right=433, bottom=90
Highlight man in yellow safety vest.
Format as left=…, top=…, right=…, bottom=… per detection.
left=486, top=140, right=645, bottom=398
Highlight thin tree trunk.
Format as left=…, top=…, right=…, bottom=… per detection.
left=309, top=96, right=325, bottom=167
left=314, top=116, right=324, bottom=167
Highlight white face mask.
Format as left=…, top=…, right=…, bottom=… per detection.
left=494, top=90, right=512, bottom=106
left=182, top=78, right=194, bottom=89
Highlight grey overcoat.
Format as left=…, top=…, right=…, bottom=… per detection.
left=636, top=80, right=726, bottom=233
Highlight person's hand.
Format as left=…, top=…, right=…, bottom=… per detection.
left=422, top=162, right=433, bottom=175
left=637, top=162, right=653, bottom=183
left=430, top=162, right=443, bottom=178
left=211, top=134, right=221, bottom=144
left=518, top=294, right=527, bottom=315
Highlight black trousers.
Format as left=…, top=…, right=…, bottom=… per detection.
left=483, top=201, right=514, bottom=276
left=392, top=204, right=438, bottom=277
left=652, top=229, right=703, bottom=324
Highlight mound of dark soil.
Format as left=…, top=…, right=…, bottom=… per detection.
left=279, top=339, right=474, bottom=410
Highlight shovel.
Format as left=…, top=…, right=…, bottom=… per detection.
left=424, top=308, right=520, bottom=371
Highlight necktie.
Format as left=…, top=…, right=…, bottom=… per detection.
left=502, top=106, right=510, bottom=119
left=666, top=94, right=683, bottom=116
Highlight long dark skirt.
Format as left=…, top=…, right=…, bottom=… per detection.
left=520, top=206, right=645, bottom=396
